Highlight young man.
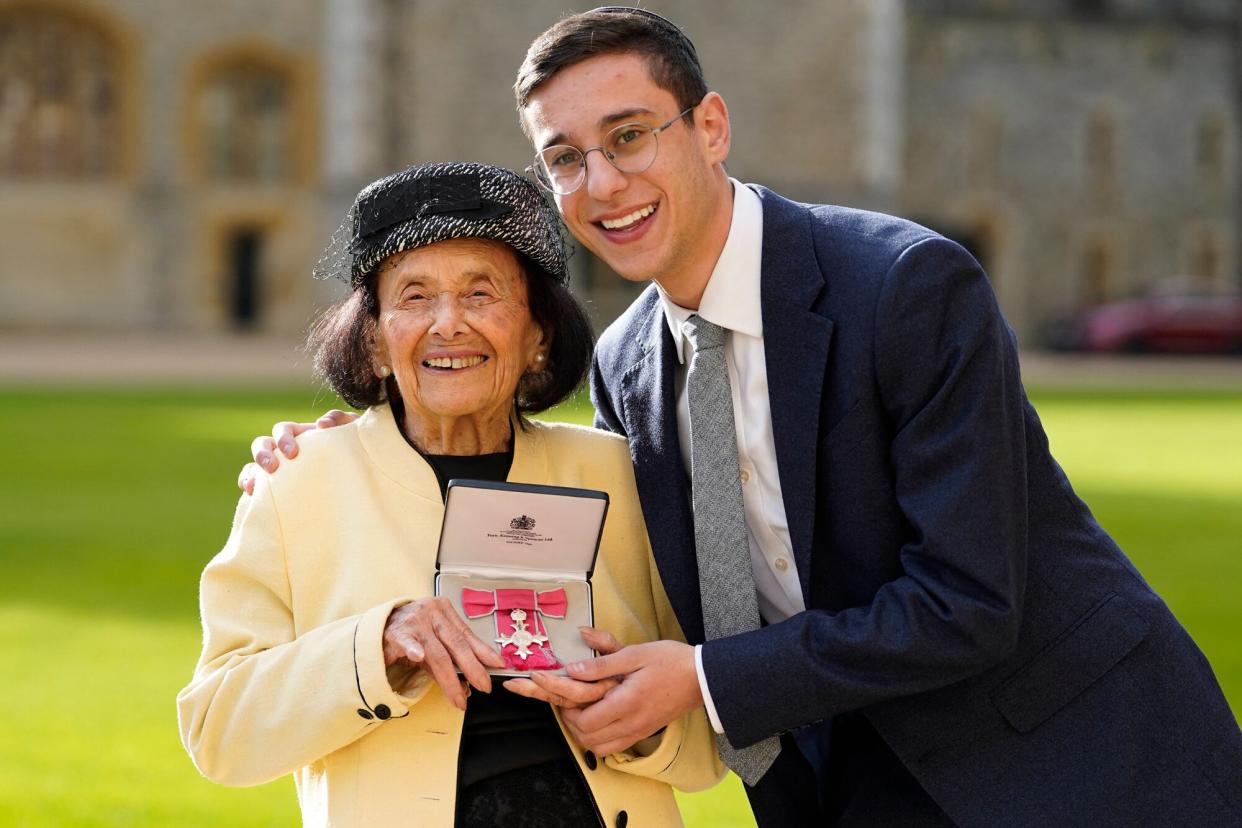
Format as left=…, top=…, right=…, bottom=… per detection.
left=247, top=8, right=1242, bottom=826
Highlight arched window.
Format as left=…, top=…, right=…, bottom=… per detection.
left=196, top=63, right=292, bottom=183
left=1197, top=116, right=1224, bottom=174
left=0, top=8, right=120, bottom=178
left=1196, top=112, right=1228, bottom=196
left=968, top=107, right=1003, bottom=190
left=1081, top=239, right=1112, bottom=307
left=1072, top=0, right=1107, bottom=15
left=1084, top=108, right=1117, bottom=188
left=1191, top=234, right=1221, bottom=284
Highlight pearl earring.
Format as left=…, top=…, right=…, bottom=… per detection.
left=534, top=353, right=546, bottom=364
left=378, top=365, right=391, bottom=378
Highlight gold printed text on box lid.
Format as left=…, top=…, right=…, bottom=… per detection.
left=436, top=480, right=608, bottom=580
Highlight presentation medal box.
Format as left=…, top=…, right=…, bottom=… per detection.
left=434, top=479, right=609, bottom=677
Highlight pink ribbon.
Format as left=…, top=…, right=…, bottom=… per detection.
left=461, top=587, right=566, bottom=670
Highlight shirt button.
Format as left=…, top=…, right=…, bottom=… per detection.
left=774, top=557, right=789, bottom=572
left=583, top=750, right=598, bottom=770
left=739, top=469, right=751, bottom=484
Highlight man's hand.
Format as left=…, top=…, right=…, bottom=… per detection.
left=238, top=409, right=358, bottom=494
left=502, top=627, right=621, bottom=708
left=559, top=640, right=702, bottom=756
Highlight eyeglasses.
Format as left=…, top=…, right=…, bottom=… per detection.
left=528, top=106, right=696, bottom=195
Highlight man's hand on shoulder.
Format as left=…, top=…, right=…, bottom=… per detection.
left=560, top=640, right=702, bottom=756
left=237, top=409, right=358, bottom=494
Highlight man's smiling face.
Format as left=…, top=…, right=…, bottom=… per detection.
left=522, top=52, right=733, bottom=304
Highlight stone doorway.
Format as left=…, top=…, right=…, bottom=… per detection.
left=228, top=227, right=264, bottom=329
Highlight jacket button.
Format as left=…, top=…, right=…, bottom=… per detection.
left=583, top=749, right=598, bottom=770
left=615, top=810, right=628, bottom=828
left=356, top=708, right=374, bottom=720
left=373, top=704, right=391, bottom=720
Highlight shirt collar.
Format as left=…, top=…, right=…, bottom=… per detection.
left=657, top=179, right=764, bottom=364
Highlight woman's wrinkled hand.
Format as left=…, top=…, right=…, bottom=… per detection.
left=382, top=597, right=506, bottom=710
left=501, top=627, right=622, bottom=709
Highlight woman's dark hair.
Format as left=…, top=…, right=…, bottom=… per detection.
left=308, top=250, right=593, bottom=416
left=515, top=8, right=707, bottom=131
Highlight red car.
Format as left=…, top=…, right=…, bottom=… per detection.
left=1064, top=294, right=1242, bottom=354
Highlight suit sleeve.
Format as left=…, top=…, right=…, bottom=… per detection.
left=701, top=236, right=1029, bottom=748
left=176, top=475, right=433, bottom=785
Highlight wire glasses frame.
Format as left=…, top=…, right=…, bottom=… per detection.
left=527, top=106, right=696, bottom=195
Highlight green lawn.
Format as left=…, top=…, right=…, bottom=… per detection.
left=0, top=386, right=1238, bottom=827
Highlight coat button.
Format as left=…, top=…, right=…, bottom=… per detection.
left=583, top=750, right=598, bottom=770
left=373, top=704, right=391, bottom=720
left=615, top=810, right=628, bottom=828
left=356, top=708, right=374, bottom=720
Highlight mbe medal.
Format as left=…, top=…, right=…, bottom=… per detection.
left=461, top=587, right=565, bottom=670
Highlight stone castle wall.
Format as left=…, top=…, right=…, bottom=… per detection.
left=1, top=0, right=1236, bottom=342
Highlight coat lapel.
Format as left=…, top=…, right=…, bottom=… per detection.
left=756, top=187, right=834, bottom=602
left=619, top=308, right=705, bottom=644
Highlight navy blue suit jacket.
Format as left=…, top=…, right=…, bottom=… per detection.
left=589, top=185, right=1242, bottom=825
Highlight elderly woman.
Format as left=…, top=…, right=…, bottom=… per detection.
left=177, top=162, right=722, bottom=827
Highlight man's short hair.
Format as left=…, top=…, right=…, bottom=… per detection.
left=514, top=7, right=707, bottom=134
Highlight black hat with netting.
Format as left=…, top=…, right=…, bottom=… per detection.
left=315, top=161, right=567, bottom=288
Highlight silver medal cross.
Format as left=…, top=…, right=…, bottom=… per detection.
left=496, top=608, right=548, bottom=660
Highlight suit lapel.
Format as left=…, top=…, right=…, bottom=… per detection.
left=619, top=309, right=705, bottom=643
left=756, top=187, right=834, bottom=602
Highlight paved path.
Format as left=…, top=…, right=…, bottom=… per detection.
left=1017, top=351, right=1242, bottom=391
left=0, top=333, right=315, bottom=386
left=1, top=332, right=1240, bottom=390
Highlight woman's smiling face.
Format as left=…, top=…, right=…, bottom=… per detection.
left=373, top=238, right=545, bottom=441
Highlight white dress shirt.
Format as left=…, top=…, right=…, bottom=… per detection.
left=657, top=180, right=806, bottom=734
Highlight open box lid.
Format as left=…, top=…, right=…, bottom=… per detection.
left=436, top=480, right=609, bottom=581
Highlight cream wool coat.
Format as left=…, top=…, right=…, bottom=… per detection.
left=178, top=404, right=724, bottom=827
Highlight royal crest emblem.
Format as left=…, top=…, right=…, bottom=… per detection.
left=509, top=514, right=536, bottom=531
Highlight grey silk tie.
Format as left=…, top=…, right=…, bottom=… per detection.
left=684, top=314, right=781, bottom=786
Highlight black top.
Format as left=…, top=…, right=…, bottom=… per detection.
left=420, top=450, right=579, bottom=791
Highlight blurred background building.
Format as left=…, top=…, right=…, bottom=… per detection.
left=1, top=0, right=1238, bottom=344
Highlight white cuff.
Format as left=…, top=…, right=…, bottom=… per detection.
left=694, top=644, right=724, bottom=735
